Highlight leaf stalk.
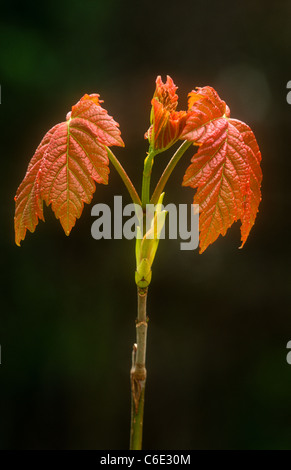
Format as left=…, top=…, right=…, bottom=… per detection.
left=106, top=147, right=141, bottom=206
left=150, top=140, right=192, bottom=205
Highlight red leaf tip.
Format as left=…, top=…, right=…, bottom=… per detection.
left=154, top=75, right=178, bottom=113
left=81, top=93, right=103, bottom=105
left=146, top=75, right=187, bottom=150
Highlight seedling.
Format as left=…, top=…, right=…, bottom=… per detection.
left=14, top=76, right=262, bottom=449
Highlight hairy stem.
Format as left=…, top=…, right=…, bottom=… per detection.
left=106, top=147, right=141, bottom=206
left=130, top=287, right=148, bottom=450
left=150, top=140, right=192, bottom=205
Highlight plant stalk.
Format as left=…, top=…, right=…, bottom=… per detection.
left=130, top=286, right=148, bottom=450
left=141, top=150, right=156, bottom=209
left=150, top=140, right=192, bottom=205
left=106, top=147, right=141, bottom=206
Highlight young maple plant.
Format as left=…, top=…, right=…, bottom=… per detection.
left=14, top=76, right=262, bottom=449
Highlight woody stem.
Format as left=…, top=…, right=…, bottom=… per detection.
left=130, top=286, right=148, bottom=450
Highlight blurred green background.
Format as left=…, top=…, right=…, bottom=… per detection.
left=1, top=0, right=291, bottom=449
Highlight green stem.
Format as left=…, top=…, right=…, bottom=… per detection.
left=141, top=149, right=156, bottom=209
left=130, top=287, right=148, bottom=450
left=106, top=147, right=141, bottom=206
left=150, top=140, right=192, bottom=205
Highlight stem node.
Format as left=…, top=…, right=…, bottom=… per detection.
left=130, top=287, right=148, bottom=450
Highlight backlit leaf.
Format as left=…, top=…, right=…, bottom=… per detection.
left=182, top=87, right=262, bottom=253
left=14, top=94, right=124, bottom=245
left=14, top=126, right=57, bottom=246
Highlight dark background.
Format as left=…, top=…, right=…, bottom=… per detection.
left=1, top=0, right=291, bottom=450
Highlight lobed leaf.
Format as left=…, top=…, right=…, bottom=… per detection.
left=14, top=94, right=124, bottom=245
left=182, top=87, right=262, bottom=253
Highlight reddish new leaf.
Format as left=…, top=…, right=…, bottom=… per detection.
left=14, top=126, right=57, bottom=246
left=145, top=76, right=187, bottom=151
left=182, top=87, right=262, bottom=253
left=14, top=94, right=124, bottom=245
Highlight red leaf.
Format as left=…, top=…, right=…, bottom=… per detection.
left=182, top=87, right=262, bottom=253
left=149, top=99, right=187, bottom=151
left=145, top=76, right=187, bottom=151
left=14, top=125, right=57, bottom=246
left=14, top=94, right=124, bottom=245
